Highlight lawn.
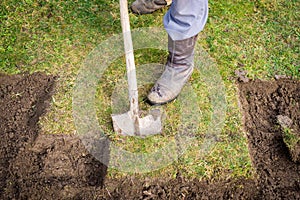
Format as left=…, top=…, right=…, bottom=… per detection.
left=1, top=0, right=299, bottom=181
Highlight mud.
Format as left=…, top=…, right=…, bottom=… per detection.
left=0, top=73, right=299, bottom=199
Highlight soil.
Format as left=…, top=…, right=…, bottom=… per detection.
left=0, top=73, right=299, bottom=199
left=238, top=79, right=300, bottom=199
left=0, top=73, right=107, bottom=199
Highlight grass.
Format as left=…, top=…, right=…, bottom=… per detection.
left=283, top=127, right=300, bottom=162
left=1, top=0, right=299, bottom=181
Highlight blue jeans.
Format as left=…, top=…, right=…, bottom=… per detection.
left=164, top=0, right=208, bottom=40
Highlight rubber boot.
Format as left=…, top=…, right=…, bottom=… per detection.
left=130, top=0, right=172, bottom=15
left=147, top=34, right=198, bottom=105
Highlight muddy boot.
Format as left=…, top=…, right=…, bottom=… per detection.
left=131, top=0, right=172, bottom=15
left=147, top=34, right=198, bottom=105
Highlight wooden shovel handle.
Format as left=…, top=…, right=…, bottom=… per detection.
left=119, top=0, right=139, bottom=116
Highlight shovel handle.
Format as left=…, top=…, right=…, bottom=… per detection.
left=119, top=0, right=139, bottom=117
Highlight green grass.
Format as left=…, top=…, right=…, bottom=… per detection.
left=1, top=0, right=299, bottom=181
left=283, top=127, right=300, bottom=162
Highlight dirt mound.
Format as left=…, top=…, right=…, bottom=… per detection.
left=0, top=73, right=299, bottom=199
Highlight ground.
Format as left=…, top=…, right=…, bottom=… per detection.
left=0, top=73, right=299, bottom=199
left=1, top=0, right=299, bottom=199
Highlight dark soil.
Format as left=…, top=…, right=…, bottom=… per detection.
left=0, top=73, right=299, bottom=199
left=0, top=73, right=107, bottom=199
left=238, top=79, right=300, bottom=199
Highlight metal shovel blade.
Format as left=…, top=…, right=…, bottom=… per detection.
left=112, top=109, right=162, bottom=137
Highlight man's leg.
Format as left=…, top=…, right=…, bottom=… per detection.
left=148, top=0, right=208, bottom=104
left=131, top=0, right=172, bottom=14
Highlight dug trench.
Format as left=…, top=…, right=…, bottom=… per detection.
left=0, top=73, right=299, bottom=199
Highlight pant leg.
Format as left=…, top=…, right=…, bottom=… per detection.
left=164, top=0, right=208, bottom=41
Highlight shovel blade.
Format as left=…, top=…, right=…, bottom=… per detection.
left=112, top=109, right=162, bottom=137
